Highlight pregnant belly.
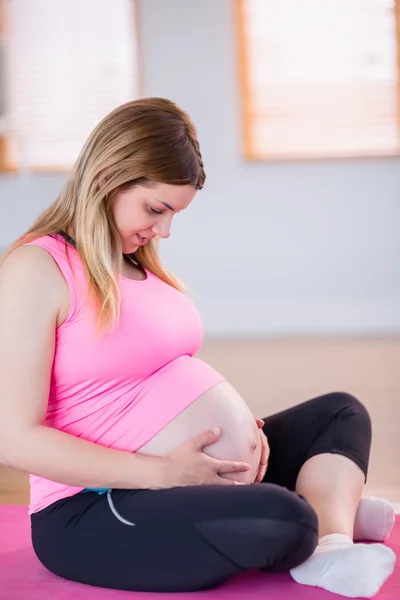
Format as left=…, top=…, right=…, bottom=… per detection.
left=137, top=382, right=262, bottom=484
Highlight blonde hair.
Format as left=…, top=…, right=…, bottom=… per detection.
left=5, top=97, right=205, bottom=330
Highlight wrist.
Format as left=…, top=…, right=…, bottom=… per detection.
left=132, top=453, right=171, bottom=490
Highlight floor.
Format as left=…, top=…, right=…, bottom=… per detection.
left=1, top=337, right=399, bottom=506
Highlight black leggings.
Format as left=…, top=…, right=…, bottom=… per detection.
left=31, top=392, right=372, bottom=593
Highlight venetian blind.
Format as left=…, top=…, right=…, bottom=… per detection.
left=238, top=0, right=400, bottom=159
left=2, top=0, right=138, bottom=170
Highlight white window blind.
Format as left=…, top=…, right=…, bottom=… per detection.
left=239, top=0, right=400, bottom=159
left=3, top=0, right=138, bottom=170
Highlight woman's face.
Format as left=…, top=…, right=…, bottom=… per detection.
left=110, top=182, right=197, bottom=254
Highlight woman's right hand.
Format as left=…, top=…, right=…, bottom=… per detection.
left=165, top=427, right=251, bottom=487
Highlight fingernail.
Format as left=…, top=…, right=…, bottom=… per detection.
left=211, top=427, right=220, bottom=435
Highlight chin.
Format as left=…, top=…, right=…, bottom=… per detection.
left=122, top=244, right=139, bottom=254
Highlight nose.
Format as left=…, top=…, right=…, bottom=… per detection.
left=152, top=218, right=171, bottom=239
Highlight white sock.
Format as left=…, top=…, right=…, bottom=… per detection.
left=290, top=533, right=396, bottom=598
left=354, top=497, right=395, bottom=541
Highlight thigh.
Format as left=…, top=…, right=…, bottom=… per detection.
left=261, top=392, right=352, bottom=490
left=31, top=484, right=318, bottom=592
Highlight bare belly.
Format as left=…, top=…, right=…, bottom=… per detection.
left=137, top=382, right=262, bottom=484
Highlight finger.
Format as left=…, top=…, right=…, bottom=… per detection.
left=256, top=458, right=268, bottom=482
left=255, top=417, right=265, bottom=429
left=260, top=439, right=269, bottom=465
left=255, top=434, right=269, bottom=483
left=255, top=462, right=268, bottom=483
left=216, top=477, right=246, bottom=486
left=258, top=430, right=268, bottom=460
left=191, top=427, right=221, bottom=450
left=216, top=460, right=251, bottom=474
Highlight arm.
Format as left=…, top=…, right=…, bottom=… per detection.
left=0, top=246, right=167, bottom=490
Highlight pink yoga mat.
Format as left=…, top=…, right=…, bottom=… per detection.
left=0, top=505, right=398, bottom=599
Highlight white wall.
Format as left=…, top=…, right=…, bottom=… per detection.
left=1, top=0, right=399, bottom=336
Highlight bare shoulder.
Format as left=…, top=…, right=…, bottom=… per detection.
left=1, top=243, right=59, bottom=272
left=0, top=245, right=67, bottom=438
left=0, top=245, right=69, bottom=324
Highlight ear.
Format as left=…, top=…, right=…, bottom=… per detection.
left=98, top=168, right=114, bottom=191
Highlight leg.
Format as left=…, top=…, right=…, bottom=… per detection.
left=293, top=392, right=370, bottom=539
left=262, top=393, right=394, bottom=541
left=263, top=392, right=371, bottom=537
left=296, top=453, right=363, bottom=538
left=31, top=484, right=318, bottom=593
left=261, top=392, right=396, bottom=598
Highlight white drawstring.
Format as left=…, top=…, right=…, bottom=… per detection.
left=107, top=490, right=136, bottom=526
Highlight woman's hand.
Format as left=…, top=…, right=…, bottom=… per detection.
left=254, top=417, right=270, bottom=483
left=165, top=427, right=251, bottom=488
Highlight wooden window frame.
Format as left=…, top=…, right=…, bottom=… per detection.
left=0, top=0, right=141, bottom=174
left=0, top=0, right=12, bottom=172
left=236, top=0, right=400, bottom=162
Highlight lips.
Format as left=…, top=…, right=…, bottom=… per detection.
left=136, top=234, right=147, bottom=245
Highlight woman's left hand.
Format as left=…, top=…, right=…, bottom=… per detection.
left=254, top=417, right=270, bottom=483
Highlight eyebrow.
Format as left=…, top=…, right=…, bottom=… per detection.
left=155, top=198, right=175, bottom=211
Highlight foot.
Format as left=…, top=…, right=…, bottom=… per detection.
left=354, top=497, right=395, bottom=541
left=290, top=534, right=396, bottom=598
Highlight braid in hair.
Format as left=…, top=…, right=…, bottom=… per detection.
left=132, top=97, right=206, bottom=189
left=183, top=120, right=206, bottom=190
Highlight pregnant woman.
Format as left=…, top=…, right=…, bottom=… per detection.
left=0, top=98, right=396, bottom=598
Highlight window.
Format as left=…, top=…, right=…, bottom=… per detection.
left=237, top=0, right=400, bottom=160
left=0, top=0, right=139, bottom=171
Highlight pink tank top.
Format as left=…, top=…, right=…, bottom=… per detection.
left=25, top=235, right=225, bottom=514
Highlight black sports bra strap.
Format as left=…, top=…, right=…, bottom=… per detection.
left=56, top=230, right=140, bottom=266
left=57, top=230, right=77, bottom=248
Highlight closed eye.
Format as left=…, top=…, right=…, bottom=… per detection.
left=149, top=207, right=163, bottom=215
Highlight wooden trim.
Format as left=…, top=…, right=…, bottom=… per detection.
left=0, top=136, right=8, bottom=171
left=235, top=0, right=253, bottom=160
left=234, top=148, right=400, bottom=165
